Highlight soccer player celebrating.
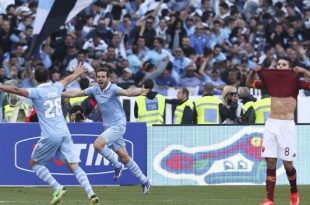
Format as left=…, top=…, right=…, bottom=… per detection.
left=62, top=66, right=151, bottom=194
left=0, top=63, right=99, bottom=205
left=246, top=57, right=310, bottom=205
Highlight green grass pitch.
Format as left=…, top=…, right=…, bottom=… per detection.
left=0, top=185, right=309, bottom=205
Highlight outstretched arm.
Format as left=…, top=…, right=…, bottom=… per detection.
left=60, top=63, right=85, bottom=87
left=62, top=90, right=86, bottom=98
left=118, top=86, right=150, bottom=97
left=0, top=84, right=28, bottom=97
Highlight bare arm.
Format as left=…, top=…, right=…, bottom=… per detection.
left=246, top=70, right=257, bottom=88
left=198, top=58, right=208, bottom=76
left=60, top=63, right=85, bottom=87
left=293, top=66, right=310, bottom=78
left=62, top=90, right=86, bottom=98
left=142, top=58, right=169, bottom=81
left=0, top=84, right=28, bottom=97
left=118, top=86, right=149, bottom=97
left=246, top=65, right=262, bottom=88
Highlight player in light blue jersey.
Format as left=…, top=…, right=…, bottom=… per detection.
left=63, top=67, right=151, bottom=194
left=0, top=64, right=99, bottom=205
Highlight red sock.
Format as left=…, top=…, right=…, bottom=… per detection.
left=286, top=167, right=298, bottom=193
left=266, top=168, right=276, bottom=201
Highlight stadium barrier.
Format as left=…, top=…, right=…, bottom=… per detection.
left=0, top=123, right=147, bottom=186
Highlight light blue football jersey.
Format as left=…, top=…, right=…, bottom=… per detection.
left=85, top=83, right=126, bottom=127
left=27, top=82, right=70, bottom=137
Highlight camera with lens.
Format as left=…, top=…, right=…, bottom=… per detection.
left=75, top=112, right=85, bottom=122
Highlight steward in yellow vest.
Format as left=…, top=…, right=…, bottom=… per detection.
left=134, top=79, right=165, bottom=126
left=253, top=95, right=271, bottom=124
left=166, top=87, right=194, bottom=124
left=4, top=101, right=30, bottom=122
left=193, top=83, right=221, bottom=124
left=69, top=96, right=88, bottom=106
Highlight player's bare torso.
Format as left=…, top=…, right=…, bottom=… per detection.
left=270, top=97, right=296, bottom=120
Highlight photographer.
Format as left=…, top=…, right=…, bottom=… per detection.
left=69, top=105, right=92, bottom=122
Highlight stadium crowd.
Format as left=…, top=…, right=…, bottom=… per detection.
left=0, top=0, right=309, bottom=124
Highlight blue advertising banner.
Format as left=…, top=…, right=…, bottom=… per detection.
left=0, top=123, right=147, bottom=186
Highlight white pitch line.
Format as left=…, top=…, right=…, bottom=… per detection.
left=0, top=201, right=33, bottom=203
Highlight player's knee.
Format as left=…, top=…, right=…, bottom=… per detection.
left=120, top=155, right=130, bottom=164
left=283, top=161, right=294, bottom=171
left=93, top=137, right=106, bottom=152
left=29, top=159, right=37, bottom=167
left=93, top=142, right=102, bottom=152
left=266, top=158, right=277, bottom=169
left=67, top=163, right=78, bottom=173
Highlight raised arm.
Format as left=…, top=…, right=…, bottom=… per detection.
left=62, top=90, right=86, bottom=98
left=0, top=83, right=28, bottom=97
left=293, top=66, right=310, bottom=78
left=118, top=86, right=149, bottom=97
left=246, top=65, right=262, bottom=88
left=60, top=63, right=85, bottom=87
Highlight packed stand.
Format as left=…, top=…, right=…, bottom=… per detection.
left=0, top=0, right=309, bottom=124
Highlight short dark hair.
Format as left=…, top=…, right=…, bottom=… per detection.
left=96, top=67, right=110, bottom=78
left=35, top=67, right=49, bottom=83
left=181, top=87, right=189, bottom=98
left=277, top=57, right=292, bottom=68
left=69, top=105, right=85, bottom=115
left=79, top=78, right=90, bottom=90
left=143, top=79, right=154, bottom=89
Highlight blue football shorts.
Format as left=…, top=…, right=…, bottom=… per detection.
left=31, top=135, right=80, bottom=164
left=99, top=123, right=126, bottom=152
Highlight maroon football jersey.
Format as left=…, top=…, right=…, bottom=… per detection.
left=257, top=69, right=300, bottom=98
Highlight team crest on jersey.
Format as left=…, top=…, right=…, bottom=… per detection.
left=153, top=127, right=283, bottom=185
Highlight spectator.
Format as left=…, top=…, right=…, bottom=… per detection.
left=82, top=32, right=108, bottom=57
left=190, top=23, right=209, bottom=56
left=0, top=19, right=13, bottom=54
left=127, top=45, right=142, bottom=74
left=117, top=68, right=137, bottom=89
left=202, top=68, right=225, bottom=95
left=134, top=35, right=150, bottom=59
left=129, top=16, right=156, bottom=49
left=142, top=37, right=173, bottom=67
left=109, top=31, right=127, bottom=59
left=167, top=18, right=187, bottom=50
left=172, top=47, right=192, bottom=84
left=51, top=34, right=75, bottom=65
left=179, top=64, right=202, bottom=88
left=219, top=85, right=244, bottom=124
left=180, top=36, right=196, bottom=58
left=155, top=61, right=177, bottom=95
left=66, top=50, right=95, bottom=80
